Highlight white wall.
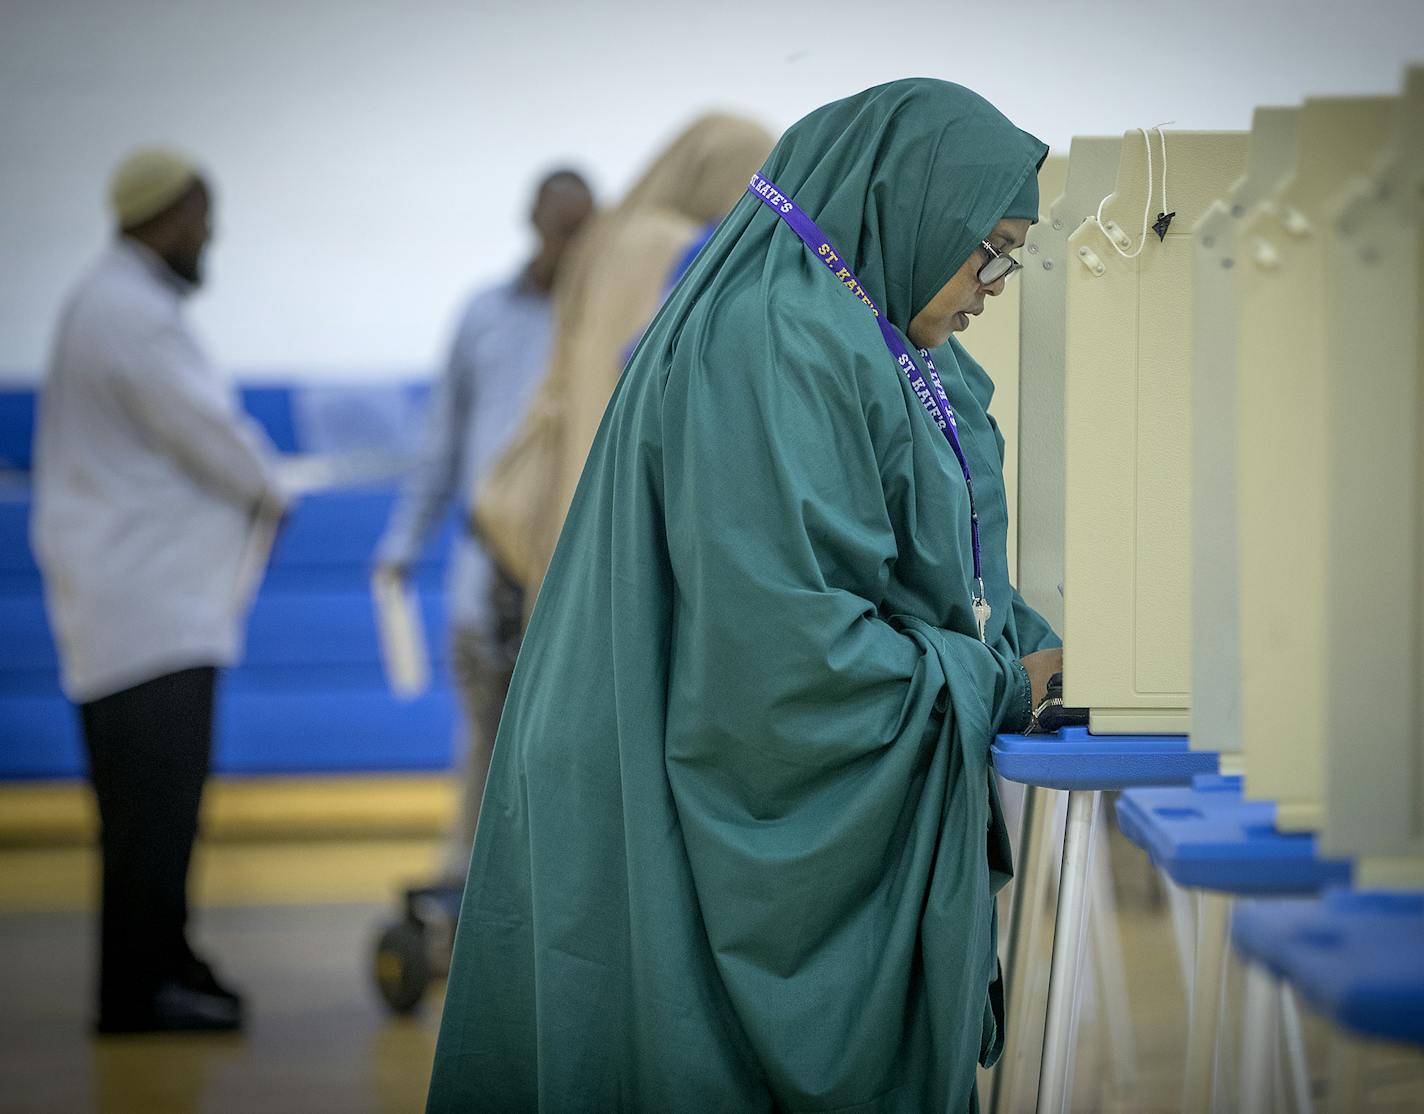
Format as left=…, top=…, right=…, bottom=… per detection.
left=2, top=0, right=1420, bottom=382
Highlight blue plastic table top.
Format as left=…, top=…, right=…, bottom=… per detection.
left=991, top=727, right=1218, bottom=790
left=1116, top=776, right=1352, bottom=894
left=1233, top=889, right=1424, bottom=1046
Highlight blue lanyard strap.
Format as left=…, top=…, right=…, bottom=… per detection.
left=746, top=172, right=991, bottom=639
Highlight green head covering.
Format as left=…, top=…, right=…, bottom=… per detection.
left=660, top=78, right=1045, bottom=335
left=1003, top=166, right=1043, bottom=221
left=751, top=79, right=1046, bottom=327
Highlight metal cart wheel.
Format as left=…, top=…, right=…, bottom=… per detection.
left=374, top=918, right=431, bottom=1015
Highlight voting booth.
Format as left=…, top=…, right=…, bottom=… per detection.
left=1235, top=95, right=1399, bottom=829
left=1061, top=129, right=1248, bottom=734
left=1016, top=137, right=1121, bottom=634
left=1188, top=108, right=1302, bottom=761
left=1197, top=80, right=1420, bottom=1109
left=960, top=155, right=1067, bottom=573
left=1231, top=80, right=1423, bottom=1098
left=1320, top=68, right=1424, bottom=886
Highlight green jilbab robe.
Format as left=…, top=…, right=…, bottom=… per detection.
left=427, top=79, right=1058, bottom=1113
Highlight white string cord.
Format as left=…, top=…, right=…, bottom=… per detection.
left=1094, top=128, right=1153, bottom=259
left=1158, top=123, right=1169, bottom=223
left=1092, top=123, right=1173, bottom=258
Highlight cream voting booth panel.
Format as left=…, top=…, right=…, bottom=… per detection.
left=1189, top=107, right=1302, bottom=759
left=1321, top=69, right=1424, bottom=885
left=1063, top=130, right=1248, bottom=734
left=1236, top=96, right=1398, bottom=830
left=1016, top=138, right=1121, bottom=635
left=960, top=154, right=1067, bottom=576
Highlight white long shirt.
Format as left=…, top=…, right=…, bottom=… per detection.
left=31, top=239, right=286, bottom=703
left=376, top=276, right=554, bottom=634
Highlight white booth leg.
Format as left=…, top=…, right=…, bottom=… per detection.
left=1089, top=816, right=1137, bottom=1100
left=1035, top=789, right=1100, bottom=1114
left=1182, top=892, right=1231, bottom=1113
left=991, top=784, right=1059, bottom=1114
left=1280, top=983, right=1314, bottom=1113
left=1165, top=874, right=1198, bottom=994
left=1240, top=962, right=1280, bottom=1112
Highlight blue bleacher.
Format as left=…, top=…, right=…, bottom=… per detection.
left=0, top=382, right=459, bottom=780
left=0, top=389, right=37, bottom=471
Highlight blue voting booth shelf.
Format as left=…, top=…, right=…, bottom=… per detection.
left=1116, top=775, right=1353, bottom=894
left=0, top=383, right=462, bottom=781
left=1233, top=890, right=1424, bottom=1046
left=991, top=727, right=1218, bottom=790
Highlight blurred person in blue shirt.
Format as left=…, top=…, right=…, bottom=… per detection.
left=374, top=169, right=593, bottom=883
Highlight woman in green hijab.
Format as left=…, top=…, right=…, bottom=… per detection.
left=427, top=79, right=1061, bottom=1113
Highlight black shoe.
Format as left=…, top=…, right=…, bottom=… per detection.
left=95, top=979, right=244, bottom=1035
left=177, top=954, right=244, bottom=1011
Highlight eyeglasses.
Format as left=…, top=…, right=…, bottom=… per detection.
left=977, top=240, right=1022, bottom=285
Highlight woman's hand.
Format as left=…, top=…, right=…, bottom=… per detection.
left=1018, top=647, right=1064, bottom=710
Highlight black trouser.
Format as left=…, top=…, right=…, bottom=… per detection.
left=79, top=666, right=216, bottom=1023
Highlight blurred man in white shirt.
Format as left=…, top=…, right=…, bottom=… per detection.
left=32, top=148, right=286, bottom=1034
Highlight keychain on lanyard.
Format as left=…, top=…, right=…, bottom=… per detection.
left=746, top=172, right=992, bottom=642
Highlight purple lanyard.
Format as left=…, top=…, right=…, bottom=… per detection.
left=746, top=172, right=991, bottom=640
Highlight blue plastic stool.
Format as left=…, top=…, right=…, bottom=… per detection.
left=989, top=730, right=1218, bottom=1114
left=1116, top=775, right=1353, bottom=1111
left=1233, top=890, right=1424, bottom=1110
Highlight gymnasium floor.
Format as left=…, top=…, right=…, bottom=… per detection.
left=1, top=901, right=441, bottom=1114
left=0, top=780, right=450, bottom=1114
left=1, top=786, right=1420, bottom=1113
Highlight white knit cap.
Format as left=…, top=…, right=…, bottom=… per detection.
left=108, top=147, right=199, bottom=230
